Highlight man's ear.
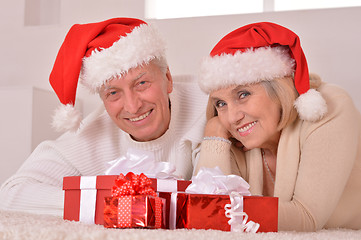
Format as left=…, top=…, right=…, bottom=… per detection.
left=165, top=67, right=173, bottom=94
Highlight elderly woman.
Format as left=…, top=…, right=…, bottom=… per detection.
left=195, top=22, right=361, bottom=231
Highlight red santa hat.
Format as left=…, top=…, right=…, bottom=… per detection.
left=49, top=17, right=166, bottom=132
left=199, top=22, right=327, bottom=122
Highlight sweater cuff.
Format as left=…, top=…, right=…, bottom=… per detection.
left=203, top=136, right=232, bottom=144
left=202, top=138, right=232, bottom=154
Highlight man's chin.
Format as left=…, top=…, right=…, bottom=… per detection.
left=129, top=128, right=167, bottom=142
left=129, top=131, right=156, bottom=142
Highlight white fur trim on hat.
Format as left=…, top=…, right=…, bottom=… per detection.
left=52, top=104, right=82, bottom=132
left=80, top=24, right=166, bottom=93
left=294, top=89, right=327, bottom=122
left=198, top=46, right=295, bottom=94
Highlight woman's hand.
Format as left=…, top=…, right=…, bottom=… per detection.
left=204, top=116, right=231, bottom=139
left=204, top=117, right=249, bottom=151
left=230, top=137, right=249, bottom=151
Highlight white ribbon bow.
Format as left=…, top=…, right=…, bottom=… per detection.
left=186, top=167, right=259, bottom=232
left=186, top=167, right=251, bottom=195
left=105, top=148, right=178, bottom=179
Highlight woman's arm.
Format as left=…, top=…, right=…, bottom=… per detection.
left=194, top=116, right=233, bottom=175
left=279, top=87, right=360, bottom=231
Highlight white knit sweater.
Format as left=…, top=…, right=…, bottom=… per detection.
left=0, top=78, right=208, bottom=216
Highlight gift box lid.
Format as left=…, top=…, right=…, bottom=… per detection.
left=63, top=175, right=118, bottom=190
left=63, top=175, right=192, bottom=191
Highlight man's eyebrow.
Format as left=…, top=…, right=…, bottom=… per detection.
left=133, top=72, right=146, bottom=81
left=102, top=72, right=147, bottom=91
left=102, top=85, right=115, bottom=91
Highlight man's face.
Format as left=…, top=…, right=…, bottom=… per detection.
left=100, top=62, right=173, bottom=142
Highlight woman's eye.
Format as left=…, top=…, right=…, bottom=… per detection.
left=215, top=101, right=226, bottom=108
left=239, top=91, right=250, bottom=99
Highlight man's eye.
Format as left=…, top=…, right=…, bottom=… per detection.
left=135, top=80, right=150, bottom=90
left=104, top=90, right=120, bottom=101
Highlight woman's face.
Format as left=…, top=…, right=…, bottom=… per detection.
left=210, top=83, right=281, bottom=150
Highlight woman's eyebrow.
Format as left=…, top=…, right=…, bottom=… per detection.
left=210, top=96, right=221, bottom=104
left=231, top=85, right=245, bottom=94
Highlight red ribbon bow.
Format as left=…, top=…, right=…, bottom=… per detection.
left=111, top=172, right=157, bottom=197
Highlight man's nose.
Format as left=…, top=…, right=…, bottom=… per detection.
left=123, top=92, right=141, bottom=114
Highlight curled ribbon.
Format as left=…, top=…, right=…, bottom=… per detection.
left=224, top=192, right=260, bottom=233
left=111, top=172, right=157, bottom=197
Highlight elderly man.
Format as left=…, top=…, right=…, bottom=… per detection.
left=0, top=17, right=207, bottom=216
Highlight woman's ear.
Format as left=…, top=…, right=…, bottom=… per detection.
left=206, top=97, right=217, bottom=120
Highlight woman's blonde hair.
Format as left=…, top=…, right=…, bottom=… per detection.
left=261, top=76, right=298, bottom=130
left=206, top=73, right=322, bottom=130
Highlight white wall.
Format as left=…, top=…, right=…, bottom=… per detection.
left=1, top=3, right=360, bottom=114
left=0, top=2, right=360, bottom=183
left=0, top=87, right=60, bottom=183
left=155, top=7, right=361, bottom=111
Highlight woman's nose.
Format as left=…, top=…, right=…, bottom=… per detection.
left=227, top=103, right=245, bottom=125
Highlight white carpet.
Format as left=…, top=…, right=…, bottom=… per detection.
left=1, top=210, right=361, bottom=240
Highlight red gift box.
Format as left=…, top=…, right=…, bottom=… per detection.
left=176, top=193, right=278, bottom=232
left=104, top=195, right=165, bottom=229
left=63, top=175, right=191, bottom=226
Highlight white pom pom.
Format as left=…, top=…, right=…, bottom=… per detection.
left=51, top=104, right=82, bottom=132
left=294, top=89, right=327, bottom=122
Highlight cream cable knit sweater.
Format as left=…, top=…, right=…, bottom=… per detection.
left=0, top=79, right=208, bottom=216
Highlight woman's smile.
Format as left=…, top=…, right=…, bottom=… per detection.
left=237, top=120, right=257, bottom=136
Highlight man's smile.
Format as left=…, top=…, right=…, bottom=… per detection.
left=128, top=110, right=152, bottom=122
